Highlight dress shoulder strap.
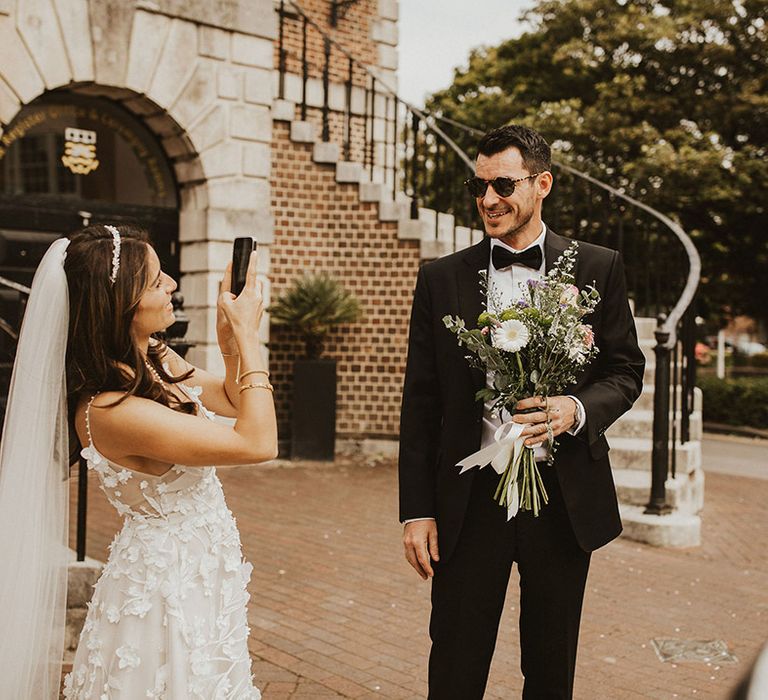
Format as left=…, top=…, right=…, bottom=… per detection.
left=84, top=394, right=97, bottom=448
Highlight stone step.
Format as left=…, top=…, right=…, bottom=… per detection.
left=634, top=317, right=657, bottom=341
left=65, top=554, right=103, bottom=663
left=272, top=98, right=296, bottom=122
left=639, top=337, right=656, bottom=363
left=335, top=161, right=364, bottom=184
left=312, top=141, right=340, bottom=164
left=289, top=120, right=317, bottom=143
left=607, top=409, right=703, bottom=441
left=633, top=385, right=702, bottom=412
left=378, top=199, right=411, bottom=222
left=608, top=436, right=701, bottom=474
left=397, top=217, right=431, bottom=241
left=359, top=182, right=387, bottom=202
left=619, top=504, right=701, bottom=547
left=420, top=238, right=453, bottom=260
left=641, top=361, right=656, bottom=384
left=613, top=467, right=705, bottom=514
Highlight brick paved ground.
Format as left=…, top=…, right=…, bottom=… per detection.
left=70, top=450, right=767, bottom=700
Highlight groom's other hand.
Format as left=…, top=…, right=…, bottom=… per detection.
left=403, top=520, right=440, bottom=580
left=513, top=395, right=577, bottom=447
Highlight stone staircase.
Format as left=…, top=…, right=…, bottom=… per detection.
left=607, top=316, right=704, bottom=546
left=272, top=98, right=704, bottom=548
left=272, top=97, right=486, bottom=259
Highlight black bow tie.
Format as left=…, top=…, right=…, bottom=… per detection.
left=491, top=245, right=543, bottom=271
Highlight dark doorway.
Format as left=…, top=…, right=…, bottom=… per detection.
left=0, top=91, right=182, bottom=418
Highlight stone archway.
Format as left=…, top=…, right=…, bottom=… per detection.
left=0, top=1, right=276, bottom=370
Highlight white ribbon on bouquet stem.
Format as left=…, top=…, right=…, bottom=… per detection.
left=456, top=421, right=527, bottom=520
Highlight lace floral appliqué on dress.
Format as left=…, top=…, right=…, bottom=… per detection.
left=63, top=386, right=261, bottom=699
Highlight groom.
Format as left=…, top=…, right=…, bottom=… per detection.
left=399, top=124, right=645, bottom=699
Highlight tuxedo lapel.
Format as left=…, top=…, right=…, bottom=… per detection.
left=456, top=237, right=490, bottom=392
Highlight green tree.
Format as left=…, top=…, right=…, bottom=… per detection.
left=424, top=0, right=767, bottom=327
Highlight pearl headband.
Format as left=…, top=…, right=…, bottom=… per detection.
left=104, top=225, right=121, bottom=284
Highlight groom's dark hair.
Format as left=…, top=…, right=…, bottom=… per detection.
left=477, top=124, right=551, bottom=174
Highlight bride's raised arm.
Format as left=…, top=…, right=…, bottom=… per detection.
left=78, top=249, right=277, bottom=468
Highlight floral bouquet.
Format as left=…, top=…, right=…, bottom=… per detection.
left=443, top=242, right=600, bottom=518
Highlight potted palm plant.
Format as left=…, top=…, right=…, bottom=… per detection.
left=270, top=273, right=361, bottom=459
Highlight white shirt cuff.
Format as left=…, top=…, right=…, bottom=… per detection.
left=566, top=395, right=586, bottom=435
left=403, top=517, right=436, bottom=524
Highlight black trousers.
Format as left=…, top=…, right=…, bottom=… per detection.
left=428, top=463, right=591, bottom=700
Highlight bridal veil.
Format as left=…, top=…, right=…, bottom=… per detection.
left=0, top=237, right=71, bottom=699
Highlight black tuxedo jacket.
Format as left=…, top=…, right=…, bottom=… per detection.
left=398, top=229, right=646, bottom=560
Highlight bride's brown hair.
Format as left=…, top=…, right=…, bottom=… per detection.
left=64, top=224, right=195, bottom=445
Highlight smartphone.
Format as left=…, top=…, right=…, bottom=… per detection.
left=231, top=237, right=255, bottom=296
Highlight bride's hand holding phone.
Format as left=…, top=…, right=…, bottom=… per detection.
left=218, top=250, right=263, bottom=354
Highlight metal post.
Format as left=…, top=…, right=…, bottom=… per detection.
left=76, top=456, right=88, bottom=561
left=434, top=140, right=441, bottom=239
left=277, top=0, right=286, bottom=100
left=681, top=302, right=697, bottom=443
left=369, top=78, right=376, bottom=179
left=362, top=79, right=369, bottom=168
left=321, top=36, right=331, bottom=142
left=344, top=57, right=353, bottom=160
left=383, top=96, right=391, bottom=187
left=646, top=318, right=673, bottom=515
left=670, top=329, right=679, bottom=479
left=645, top=228, right=653, bottom=317
left=410, top=111, right=420, bottom=219
left=300, top=17, right=308, bottom=122
left=391, top=99, right=399, bottom=201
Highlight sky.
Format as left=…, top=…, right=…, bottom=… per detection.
left=397, top=0, right=534, bottom=107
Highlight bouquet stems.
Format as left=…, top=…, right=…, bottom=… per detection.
left=493, top=447, right=549, bottom=517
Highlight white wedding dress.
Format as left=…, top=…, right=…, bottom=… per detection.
left=63, top=385, right=261, bottom=699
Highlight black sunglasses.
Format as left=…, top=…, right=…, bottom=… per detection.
left=463, top=174, right=541, bottom=198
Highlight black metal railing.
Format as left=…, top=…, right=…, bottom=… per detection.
left=549, top=163, right=701, bottom=514
left=275, top=1, right=701, bottom=514
left=276, top=0, right=476, bottom=222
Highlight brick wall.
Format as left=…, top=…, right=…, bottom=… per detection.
left=275, top=0, right=379, bottom=85
left=269, top=121, right=420, bottom=442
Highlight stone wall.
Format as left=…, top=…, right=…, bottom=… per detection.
left=0, top=0, right=406, bottom=440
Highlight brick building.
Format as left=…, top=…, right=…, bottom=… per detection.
left=0, top=0, right=438, bottom=447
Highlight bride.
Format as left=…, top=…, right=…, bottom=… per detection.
left=0, top=224, right=276, bottom=699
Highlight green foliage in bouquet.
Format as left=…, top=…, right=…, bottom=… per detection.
left=270, top=273, right=362, bottom=359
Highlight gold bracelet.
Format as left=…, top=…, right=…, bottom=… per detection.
left=239, top=381, right=273, bottom=394
left=221, top=352, right=239, bottom=358
left=238, top=368, right=270, bottom=383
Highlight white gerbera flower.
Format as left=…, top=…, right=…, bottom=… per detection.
left=491, top=319, right=530, bottom=352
